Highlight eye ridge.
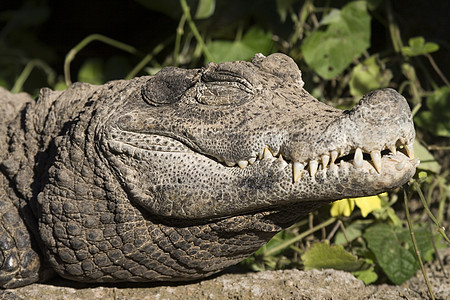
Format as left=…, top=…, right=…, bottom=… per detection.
left=202, top=71, right=253, bottom=94
left=196, top=80, right=254, bottom=106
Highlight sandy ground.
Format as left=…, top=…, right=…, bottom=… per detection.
left=1, top=247, right=448, bottom=300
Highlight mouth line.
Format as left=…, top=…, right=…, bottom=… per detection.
left=215, top=141, right=417, bottom=182
left=107, top=130, right=417, bottom=183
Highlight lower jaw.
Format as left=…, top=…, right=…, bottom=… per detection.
left=282, top=154, right=418, bottom=200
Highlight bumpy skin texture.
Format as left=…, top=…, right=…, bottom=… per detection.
left=0, top=53, right=417, bottom=288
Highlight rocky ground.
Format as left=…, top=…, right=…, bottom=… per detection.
left=1, top=247, right=448, bottom=300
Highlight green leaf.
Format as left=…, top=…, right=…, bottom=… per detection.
left=352, top=266, right=378, bottom=284
left=334, top=220, right=367, bottom=245
left=54, top=80, right=68, bottom=91
left=254, top=230, right=295, bottom=257
left=401, top=36, right=439, bottom=57
left=301, top=1, right=371, bottom=79
left=78, top=58, right=104, bottom=84
left=206, top=26, right=274, bottom=63
left=415, top=86, right=450, bottom=137
left=363, top=223, right=434, bottom=284
left=349, top=56, right=392, bottom=98
left=195, top=0, right=215, bottom=19
left=302, top=241, right=368, bottom=272
left=414, top=140, right=441, bottom=173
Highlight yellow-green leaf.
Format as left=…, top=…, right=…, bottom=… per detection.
left=195, top=0, right=215, bottom=19
left=414, top=140, right=441, bottom=173
left=354, top=194, right=382, bottom=217
left=401, top=36, right=439, bottom=57
left=349, top=56, right=392, bottom=98
left=331, top=193, right=385, bottom=217
left=330, top=199, right=355, bottom=217
left=302, top=241, right=368, bottom=272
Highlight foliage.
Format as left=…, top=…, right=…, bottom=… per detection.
left=301, top=241, right=376, bottom=282
left=206, top=26, right=275, bottom=63
left=364, top=223, right=435, bottom=285
left=1, top=0, right=449, bottom=291
left=415, top=87, right=450, bottom=138
left=301, top=1, right=371, bottom=79
left=330, top=194, right=383, bottom=218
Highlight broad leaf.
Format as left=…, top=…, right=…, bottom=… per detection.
left=352, top=266, right=378, bottom=284
left=349, top=56, right=392, bottom=98
left=401, top=36, right=439, bottom=57
left=330, top=199, right=355, bottom=217
left=301, top=1, right=371, bottom=79
left=195, top=0, right=215, bottom=19
left=302, top=241, right=368, bottom=272
left=414, top=140, right=441, bottom=173
left=354, top=195, right=382, bottom=217
left=206, top=26, right=274, bottom=63
left=78, top=58, right=103, bottom=84
left=415, top=86, right=450, bottom=137
left=330, top=194, right=383, bottom=218
left=364, top=223, right=434, bottom=284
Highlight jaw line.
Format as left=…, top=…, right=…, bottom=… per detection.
left=107, top=130, right=417, bottom=187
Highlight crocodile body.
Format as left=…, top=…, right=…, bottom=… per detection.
left=0, top=53, right=416, bottom=288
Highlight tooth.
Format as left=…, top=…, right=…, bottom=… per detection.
left=321, top=155, right=330, bottom=169
left=263, top=147, right=274, bottom=159
left=370, top=150, right=382, bottom=174
left=309, top=160, right=318, bottom=177
left=237, top=160, right=248, bottom=169
left=330, top=150, right=338, bottom=164
left=396, top=160, right=406, bottom=171
left=276, top=155, right=288, bottom=168
left=329, top=163, right=338, bottom=172
left=353, top=148, right=363, bottom=168
left=389, top=145, right=397, bottom=155
left=258, top=149, right=264, bottom=160
left=339, top=148, right=345, bottom=157
left=405, top=143, right=414, bottom=159
left=292, top=162, right=304, bottom=182
left=248, top=157, right=257, bottom=164
left=225, top=161, right=236, bottom=167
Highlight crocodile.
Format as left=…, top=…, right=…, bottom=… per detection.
left=0, top=53, right=417, bottom=288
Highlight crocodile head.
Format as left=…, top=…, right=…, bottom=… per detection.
left=103, top=53, right=417, bottom=220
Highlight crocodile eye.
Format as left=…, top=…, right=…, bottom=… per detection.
left=196, top=65, right=254, bottom=106
left=142, top=67, right=199, bottom=106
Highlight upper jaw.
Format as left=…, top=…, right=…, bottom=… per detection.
left=211, top=138, right=417, bottom=183
left=204, top=87, right=417, bottom=184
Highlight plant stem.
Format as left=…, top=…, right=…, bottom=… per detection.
left=263, top=217, right=336, bottom=257
left=179, top=0, right=213, bottom=62
left=413, top=181, right=450, bottom=244
left=403, top=188, right=435, bottom=300
left=424, top=53, right=450, bottom=87
left=64, top=34, right=139, bottom=86
left=125, top=43, right=165, bottom=80
left=174, top=14, right=187, bottom=67
left=12, top=59, right=56, bottom=93
left=385, top=0, right=403, bottom=53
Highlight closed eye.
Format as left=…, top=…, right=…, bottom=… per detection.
left=202, top=71, right=253, bottom=93
left=195, top=70, right=254, bottom=106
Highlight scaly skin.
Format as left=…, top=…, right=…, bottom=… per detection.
left=0, top=53, right=417, bottom=288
